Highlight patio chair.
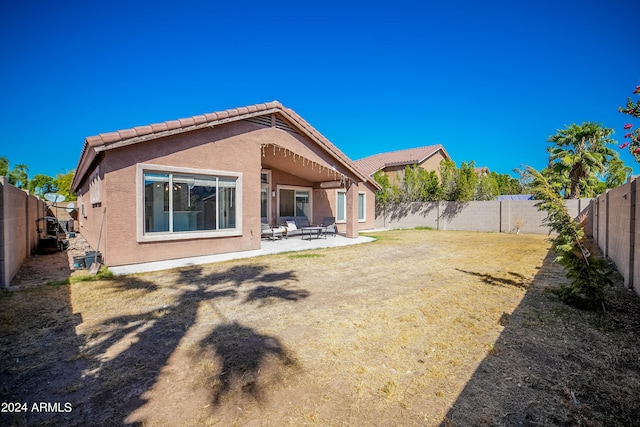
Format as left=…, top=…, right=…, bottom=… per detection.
left=322, top=217, right=337, bottom=237
left=261, top=222, right=284, bottom=240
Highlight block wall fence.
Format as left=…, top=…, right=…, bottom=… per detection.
left=0, top=177, right=48, bottom=288
left=592, top=177, right=638, bottom=294
left=375, top=198, right=593, bottom=236
left=376, top=183, right=639, bottom=296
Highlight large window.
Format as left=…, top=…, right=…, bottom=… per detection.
left=140, top=166, right=240, bottom=240
left=337, top=191, right=366, bottom=222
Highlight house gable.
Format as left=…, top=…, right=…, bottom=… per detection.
left=73, top=101, right=377, bottom=193
left=354, top=145, right=452, bottom=185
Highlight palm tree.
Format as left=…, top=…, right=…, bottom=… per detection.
left=547, top=122, right=615, bottom=199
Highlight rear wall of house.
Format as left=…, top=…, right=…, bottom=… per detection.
left=323, top=183, right=376, bottom=233
left=78, top=122, right=287, bottom=267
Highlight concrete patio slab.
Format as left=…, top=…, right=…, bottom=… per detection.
left=109, top=234, right=375, bottom=276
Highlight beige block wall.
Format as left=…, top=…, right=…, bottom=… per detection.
left=376, top=199, right=593, bottom=235
left=634, top=181, right=640, bottom=295
left=610, top=184, right=631, bottom=287
left=0, top=177, right=47, bottom=287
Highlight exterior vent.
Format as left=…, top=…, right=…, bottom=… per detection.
left=245, top=115, right=272, bottom=128
left=274, top=116, right=299, bottom=135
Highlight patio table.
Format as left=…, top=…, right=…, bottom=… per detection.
left=300, top=226, right=327, bottom=240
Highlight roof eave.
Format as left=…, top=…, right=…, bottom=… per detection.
left=73, top=102, right=378, bottom=191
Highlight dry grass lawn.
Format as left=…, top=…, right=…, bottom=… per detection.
left=1, top=229, right=640, bottom=426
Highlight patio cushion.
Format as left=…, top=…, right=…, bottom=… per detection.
left=286, top=221, right=297, bottom=231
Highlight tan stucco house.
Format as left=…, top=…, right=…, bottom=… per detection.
left=355, top=145, right=451, bottom=185
left=71, top=101, right=378, bottom=273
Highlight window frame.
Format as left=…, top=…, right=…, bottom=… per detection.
left=336, top=191, right=346, bottom=223
left=358, top=191, right=366, bottom=222
left=336, top=190, right=366, bottom=223
left=276, top=184, right=313, bottom=222
left=136, top=163, right=242, bottom=242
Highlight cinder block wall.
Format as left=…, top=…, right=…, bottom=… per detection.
left=0, top=177, right=47, bottom=287
left=439, top=201, right=500, bottom=232
left=607, top=183, right=631, bottom=287
left=593, top=178, right=638, bottom=293
left=635, top=181, right=640, bottom=295
left=375, top=199, right=593, bottom=235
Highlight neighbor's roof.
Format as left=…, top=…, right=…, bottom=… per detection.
left=72, top=101, right=377, bottom=192
left=354, top=145, right=450, bottom=177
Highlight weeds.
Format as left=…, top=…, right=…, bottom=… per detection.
left=288, top=253, right=325, bottom=259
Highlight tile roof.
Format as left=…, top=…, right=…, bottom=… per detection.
left=354, top=145, right=450, bottom=177
left=72, top=101, right=378, bottom=191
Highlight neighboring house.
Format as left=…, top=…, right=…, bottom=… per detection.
left=355, top=145, right=451, bottom=185
left=71, top=101, right=379, bottom=271
left=474, top=166, right=490, bottom=176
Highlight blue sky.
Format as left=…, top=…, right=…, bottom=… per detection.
left=1, top=0, right=639, bottom=180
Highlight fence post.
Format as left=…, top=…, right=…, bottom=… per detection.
left=629, top=178, right=636, bottom=290
left=25, top=191, right=29, bottom=257
left=605, top=190, right=610, bottom=258
left=593, top=199, right=598, bottom=246
left=0, top=178, right=4, bottom=288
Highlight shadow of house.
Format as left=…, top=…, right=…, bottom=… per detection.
left=66, top=263, right=306, bottom=425
left=441, top=251, right=640, bottom=426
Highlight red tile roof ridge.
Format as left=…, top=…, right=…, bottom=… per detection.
left=86, top=100, right=284, bottom=148
left=354, top=144, right=449, bottom=177
left=72, top=100, right=377, bottom=192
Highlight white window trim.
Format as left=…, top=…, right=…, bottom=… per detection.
left=358, top=191, right=366, bottom=223
left=336, top=191, right=346, bottom=223
left=136, top=163, right=243, bottom=243
left=336, top=190, right=366, bottom=223
left=276, top=184, right=313, bottom=222
left=261, top=169, right=272, bottom=184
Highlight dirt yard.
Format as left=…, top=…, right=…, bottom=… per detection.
left=1, top=230, right=639, bottom=426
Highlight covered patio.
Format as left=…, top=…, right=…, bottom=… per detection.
left=259, top=134, right=375, bottom=239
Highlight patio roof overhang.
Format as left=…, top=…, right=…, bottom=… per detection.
left=260, top=143, right=354, bottom=187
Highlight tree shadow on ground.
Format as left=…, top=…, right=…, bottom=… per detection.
left=244, top=285, right=310, bottom=305
left=455, top=268, right=530, bottom=289
left=195, top=322, right=299, bottom=405
left=3, top=262, right=308, bottom=426
left=441, top=250, right=640, bottom=426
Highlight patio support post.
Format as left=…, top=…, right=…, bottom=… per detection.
left=345, top=181, right=359, bottom=238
